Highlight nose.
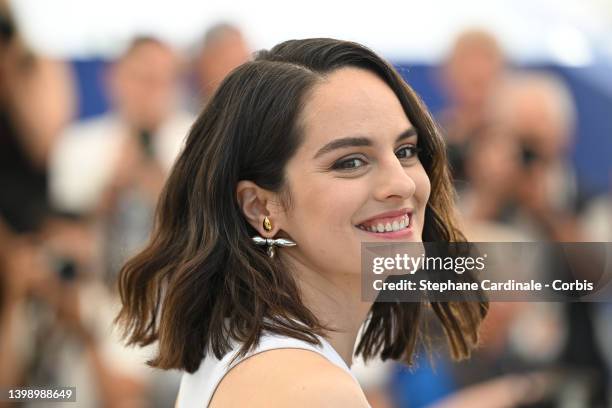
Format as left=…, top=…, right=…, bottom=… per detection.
left=372, top=154, right=417, bottom=202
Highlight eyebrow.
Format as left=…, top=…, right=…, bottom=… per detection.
left=313, top=128, right=418, bottom=159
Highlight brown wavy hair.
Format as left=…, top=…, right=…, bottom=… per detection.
left=116, top=38, right=488, bottom=373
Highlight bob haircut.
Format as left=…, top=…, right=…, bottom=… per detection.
left=116, top=38, right=488, bottom=373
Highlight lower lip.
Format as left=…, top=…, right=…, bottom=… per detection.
left=355, top=225, right=414, bottom=239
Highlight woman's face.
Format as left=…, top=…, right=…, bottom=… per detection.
left=277, top=67, right=431, bottom=276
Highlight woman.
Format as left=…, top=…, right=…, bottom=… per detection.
left=116, top=38, right=488, bottom=407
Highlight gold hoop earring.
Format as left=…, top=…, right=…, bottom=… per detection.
left=263, top=216, right=272, bottom=232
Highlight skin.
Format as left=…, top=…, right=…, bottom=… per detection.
left=108, top=42, right=181, bottom=132
left=496, top=79, right=583, bottom=241
left=444, top=35, right=503, bottom=111
left=441, top=31, right=504, bottom=145
left=232, top=67, right=431, bottom=406
left=196, top=30, right=251, bottom=98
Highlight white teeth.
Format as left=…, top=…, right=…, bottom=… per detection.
left=359, top=213, right=411, bottom=233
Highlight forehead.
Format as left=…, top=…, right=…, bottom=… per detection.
left=121, top=43, right=177, bottom=71
left=298, top=67, right=412, bottom=150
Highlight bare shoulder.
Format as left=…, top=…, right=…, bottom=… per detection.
left=209, top=348, right=370, bottom=408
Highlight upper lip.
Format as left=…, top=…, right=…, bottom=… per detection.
left=356, top=208, right=413, bottom=226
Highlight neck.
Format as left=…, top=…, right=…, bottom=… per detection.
left=287, top=257, right=373, bottom=368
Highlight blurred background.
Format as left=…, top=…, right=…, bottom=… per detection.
left=0, top=0, right=611, bottom=407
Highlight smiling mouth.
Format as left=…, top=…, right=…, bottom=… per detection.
left=356, top=212, right=412, bottom=233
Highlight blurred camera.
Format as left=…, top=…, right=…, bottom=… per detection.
left=0, top=12, right=15, bottom=43
left=520, top=142, right=541, bottom=168
left=47, top=252, right=78, bottom=282
left=138, top=128, right=156, bottom=159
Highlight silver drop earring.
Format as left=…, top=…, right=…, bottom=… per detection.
left=251, top=236, right=296, bottom=258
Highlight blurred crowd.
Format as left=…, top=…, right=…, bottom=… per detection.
left=0, top=1, right=610, bottom=406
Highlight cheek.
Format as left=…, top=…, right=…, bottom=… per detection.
left=291, top=177, right=366, bottom=232
left=417, top=166, right=431, bottom=204
left=410, top=164, right=431, bottom=222
left=283, top=177, right=367, bottom=274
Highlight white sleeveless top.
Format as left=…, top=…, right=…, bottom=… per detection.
left=176, top=331, right=362, bottom=407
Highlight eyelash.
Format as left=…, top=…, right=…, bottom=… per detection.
left=331, top=145, right=422, bottom=171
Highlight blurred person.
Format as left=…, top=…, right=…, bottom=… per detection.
left=493, top=72, right=585, bottom=242
left=47, top=36, right=192, bottom=407
left=50, top=36, right=191, bottom=217
left=0, top=2, right=82, bottom=401
left=0, top=220, right=41, bottom=398
left=116, top=38, right=488, bottom=408
left=192, top=22, right=251, bottom=107
left=0, top=0, right=75, bottom=234
left=50, top=36, right=193, bottom=280
left=439, top=28, right=506, bottom=191
left=493, top=72, right=610, bottom=407
left=0, top=226, right=151, bottom=408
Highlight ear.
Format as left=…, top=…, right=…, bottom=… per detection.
left=236, top=180, right=281, bottom=236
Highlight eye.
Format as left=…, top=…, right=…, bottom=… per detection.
left=331, top=156, right=368, bottom=170
left=395, top=144, right=422, bottom=161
